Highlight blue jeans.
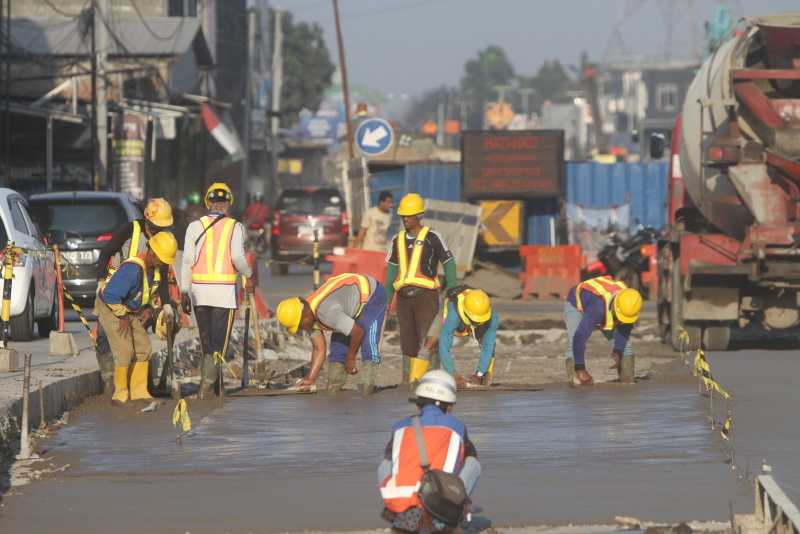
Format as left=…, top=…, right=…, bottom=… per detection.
left=329, top=282, right=387, bottom=365
left=563, top=300, right=632, bottom=366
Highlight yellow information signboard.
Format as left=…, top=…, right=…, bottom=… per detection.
left=480, top=200, right=523, bottom=246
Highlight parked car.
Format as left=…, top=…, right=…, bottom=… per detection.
left=270, top=187, right=349, bottom=276
left=0, top=188, right=57, bottom=341
left=28, top=192, right=141, bottom=306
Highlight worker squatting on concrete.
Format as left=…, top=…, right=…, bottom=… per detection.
left=385, top=193, right=457, bottom=385
left=180, top=182, right=253, bottom=399
left=94, top=198, right=175, bottom=392
left=96, top=232, right=178, bottom=406
left=276, top=273, right=387, bottom=395
left=564, top=276, right=643, bottom=386
left=433, top=286, right=499, bottom=388
left=378, top=370, right=481, bottom=532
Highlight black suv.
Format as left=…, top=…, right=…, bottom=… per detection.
left=28, top=192, right=142, bottom=305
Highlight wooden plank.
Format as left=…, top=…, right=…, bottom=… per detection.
left=457, top=384, right=543, bottom=392
left=757, top=476, right=800, bottom=533
left=227, top=387, right=317, bottom=398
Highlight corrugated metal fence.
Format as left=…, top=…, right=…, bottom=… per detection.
left=368, top=161, right=668, bottom=244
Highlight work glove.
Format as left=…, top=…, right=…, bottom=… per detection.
left=181, top=292, right=192, bottom=315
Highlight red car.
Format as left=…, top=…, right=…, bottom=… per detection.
left=270, top=187, right=349, bottom=276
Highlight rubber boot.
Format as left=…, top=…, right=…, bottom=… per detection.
left=327, top=362, right=347, bottom=393
left=619, top=354, right=635, bottom=384
left=198, top=354, right=218, bottom=400
left=401, top=355, right=410, bottom=385
left=565, top=358, right=577, bottom=387
left=94, top=330, right=115, bottom=394
left=111, top=366, right=130, bottom=406
left=358, top=362, right=379, bottom=397
left=129, top=360, right=154, bottom=401
left=427, top=350, right=440, bottom=371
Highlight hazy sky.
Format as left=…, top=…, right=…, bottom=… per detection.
left=277, top=0, right=798, bottom=96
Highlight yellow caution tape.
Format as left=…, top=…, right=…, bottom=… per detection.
left=677, top=326, right=689, bottom=349
left=720, top=416, right=732, bottom=441
left=62, top=287, right=96, bottom=340
left=702, top=376, right=732, bottom=400
left=212, top=351, right=239, bottom=379
left=172, top=399, right=192, bottom=433
left=693, top=349, right=707, bottom=377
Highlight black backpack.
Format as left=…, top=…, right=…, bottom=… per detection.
left=411, top=416, right=468, bottom=527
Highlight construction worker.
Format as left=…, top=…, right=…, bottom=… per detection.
left=355, top=190, right=393, bottom=252
left=180, top=182, right=253, bottom=399
left=564, top=276, right=642, bottom=386
left=378, top=370, right=481, bottom=532
left=275, top=273, right=387, bottom=395
left=435, top=286, right=499, bottom=388
left=96, top=231, right=178, bottom=406
left=385, top=193, right=457, bottom=384
left=95, top=198, right=175, bottom=392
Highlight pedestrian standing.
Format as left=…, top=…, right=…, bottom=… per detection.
left=356, top=191, right=393, bottom=252
left=97, top=232, right=177, bottom=406
left=385, top=193, right=457, bottom=384
left=180, top=183, right=253, bottom=399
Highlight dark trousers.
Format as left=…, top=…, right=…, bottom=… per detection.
left=194, top=305, right=235, bottom=357
left=396, top=288, right=440, bottom=357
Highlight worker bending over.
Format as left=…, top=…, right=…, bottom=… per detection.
left=181, top=183, right=253, bottom=399
left=564, top=276, right=642, bottom=386
left=385, top=193, right=457, bottom=384
left=378, top=370, right=480, bottom=532
left=434, top=286, right=499, bottom=388
left=95, top=198, right=175, bottom=392
left=97, top=232, right=177, bottom=406
left=276, top=273, right=387, bottom=395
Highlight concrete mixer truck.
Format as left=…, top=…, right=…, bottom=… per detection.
left=657, top=14, right=800, bottom=351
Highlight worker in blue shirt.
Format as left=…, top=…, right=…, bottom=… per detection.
left=564, top=276, right=643, bottom=386
left=97, top=231, right=178, bottom=406
left=421, top=286, right=498, bottom=388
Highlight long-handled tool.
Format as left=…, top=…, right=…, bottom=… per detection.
left=158, top=313, right=177, bottom=398
left=241, top=298, right=251, bottom=389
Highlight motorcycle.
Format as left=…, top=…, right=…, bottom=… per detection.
left=584, top=226, right=659, bottom=292
left=246, top=223, right=269, bottom=255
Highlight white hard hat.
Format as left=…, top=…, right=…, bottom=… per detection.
left=414, top=370, right=457, bottom=404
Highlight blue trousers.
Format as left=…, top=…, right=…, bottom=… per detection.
left=564, top=300, right=632, bottom=366
left=329, top=282, right=387, bottom=365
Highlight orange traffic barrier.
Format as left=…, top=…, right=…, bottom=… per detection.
left=325, top=248, right=387, bottom=282
left=519, top=245, right=583, bottom=300
left=640, top=243, right=658, bottom=300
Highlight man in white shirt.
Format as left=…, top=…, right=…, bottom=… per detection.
left=356, top=191, right=393, bottom=252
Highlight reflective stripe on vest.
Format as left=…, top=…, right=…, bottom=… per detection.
left=379, top=424, right=464, bottom=512
left=442, top=292, right=473, bottom=338
left=191, top=216, right=238, bottom=284
left=575, top=276, right=628, bottom=331
left=306, top=273, right=371, bottom=330
left=393, top=226, right=439, bottom=291
left=123, top=256, right=150, bottom=309
left=107, top=221, right=160, bottom=297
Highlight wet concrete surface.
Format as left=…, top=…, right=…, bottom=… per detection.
left=0, top=380, right=748, bottom=533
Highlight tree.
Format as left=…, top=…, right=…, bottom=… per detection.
left=275, top=10, right=336, bottom=127
left=460, top=45, right=514, bottom=127
left=403, top=85, right=455, bottom=132
left=518, top=59, right=574, bottom=111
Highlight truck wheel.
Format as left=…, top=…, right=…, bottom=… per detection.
left=703, top=325, right=730, bottom=352
left=10, top=293, right=35, bottom=342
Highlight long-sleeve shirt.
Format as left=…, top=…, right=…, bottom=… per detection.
left=383, top=404, right=478, bottom=461
left=180, top=212, right=252, bottom=309
left=100, top=261, right=152, bottom=316
left=567, top=286, right=632, bottom=363
left=438, top=300, right=499, bottom=375
left=96, top=219, right=170, bottom=305
left=384, top=228, right=457, bottom=302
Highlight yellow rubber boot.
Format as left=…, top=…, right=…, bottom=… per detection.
left=129, top=360, right=154, bottom=401
left=111, top=366, right=130, bottom=406
left=408, top=357, right=430, bottom=383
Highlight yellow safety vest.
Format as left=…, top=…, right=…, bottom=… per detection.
left=191, top=216, right=238, bottom=284
left=393, top=226, right=439, bottom=291
left=107, top=220, right=160, bottom=298
left=442, top=291, right=481, bottom=338
left=575, top=276, right=628, bottom=331
left=122, top=256, right=151, bottom=309
left=307, top=273, right=371, bottom=330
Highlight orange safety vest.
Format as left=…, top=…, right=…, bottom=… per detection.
left=393, top=226, right=440, bottom=291
left=575, top=276, right=628, bottom=331
left=380, top=422, right=465, bottom=513
left=191, top=216, right=238, bottom=284
left=306, top=273, right=371, bottom=330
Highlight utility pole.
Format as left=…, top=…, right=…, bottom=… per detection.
left=4, top=0, right=10, bottom=186
left=269, top=9, right=284, bottom=200
left=242, top=7, right=256, bottom=205
left=332, top=0, right=354, bottom=159
left=93, top=0, right=109, bottom=191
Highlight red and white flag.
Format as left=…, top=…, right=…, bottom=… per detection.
left=201, top=103, right=244, bottom=159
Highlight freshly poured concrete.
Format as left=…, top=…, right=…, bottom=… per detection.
left=0, top=381, right=748, bottom=533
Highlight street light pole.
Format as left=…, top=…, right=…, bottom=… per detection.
left=332, top=0, right=354, bottom=159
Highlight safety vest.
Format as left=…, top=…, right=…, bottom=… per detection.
left=380, top=411, right=465, bottom=513
left=306, top=273, right=371, bottom=330
left=442, top=291, right=477, bottom=338
left=393, top=226, right=440, bottom=291
left=107, top=220, right=161, bottom=298
left=191, top=216, right=238, bottom=284
left=575, top=276, right=628, bottom=331
left=103, top=256, right=151, bottom=311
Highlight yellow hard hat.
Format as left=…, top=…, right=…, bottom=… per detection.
left=205, top=182, right=234, bottom=208
left=463, top=289, right=491, bottom=324
left=144, top=198, right=174, bottom=228
left=397, top=193, right=425, bottom=217
left=155, top=309, right=169, bottom=340
left=276, top=297, right=304, bottom=335
left=148, top=231, right=178, bottom=265
left=613, top=288, right=642, bottom=324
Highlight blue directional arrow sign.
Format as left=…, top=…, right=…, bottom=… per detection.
left=355, top=118, right=394, bottom=156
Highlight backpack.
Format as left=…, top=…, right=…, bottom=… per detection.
left=410, top=415, right=468, bottom=527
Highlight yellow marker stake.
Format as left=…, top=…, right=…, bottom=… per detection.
left=172, top=399, right=192, bottom=443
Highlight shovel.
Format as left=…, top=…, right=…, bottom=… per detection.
left=241, top=298, right=252, bottom=389
left=158, top=313, right=178, bottom=399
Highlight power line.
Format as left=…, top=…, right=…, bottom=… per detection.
left=127, top=0, right=185, bottom=41
left=40, top=0, right=90, bottom=19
